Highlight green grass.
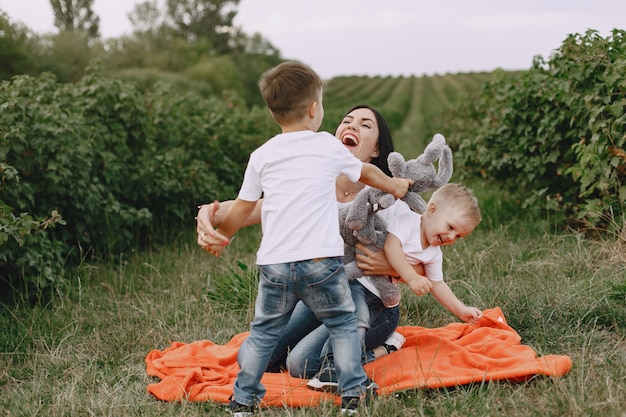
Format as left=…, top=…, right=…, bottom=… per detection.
left=1, top=201, right=625, bottom=416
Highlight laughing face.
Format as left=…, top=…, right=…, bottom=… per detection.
left=420, top=202, right=477, bottom=249
left=335, top=107, right=381, bottom=163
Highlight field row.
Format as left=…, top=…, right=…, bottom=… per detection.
left=322, top=73, right=493, bottom=155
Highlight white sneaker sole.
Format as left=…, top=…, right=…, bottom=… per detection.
left=306, top=377, right=339, bottom=392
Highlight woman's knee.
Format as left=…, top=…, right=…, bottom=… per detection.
left=286, top=355, right=313, bottom=379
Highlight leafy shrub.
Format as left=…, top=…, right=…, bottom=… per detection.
left=453, top=29, right=625, bottom=230
left=0, top=67, right=275, bottom=290
left=0, top=166, right=65, bottom=289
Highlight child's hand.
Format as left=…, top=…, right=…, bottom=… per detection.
left=406, top=275, right=433, bottom=296
left=458, top=306, right=483, bottom=326
left=206, top=242, right=227, bottom=257
left=391, top=178, right=413, bottom=199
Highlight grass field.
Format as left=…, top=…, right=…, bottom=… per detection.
left=1, top=190, right=624, bottom=416
left=1, top=72, right=625, bottom=416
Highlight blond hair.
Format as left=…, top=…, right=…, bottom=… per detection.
left=258, top=61, right=323, bottom=125
left=430, top=183, right=482, bottom=225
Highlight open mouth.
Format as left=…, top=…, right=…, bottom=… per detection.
left=342, top=133, right=359, bottom=147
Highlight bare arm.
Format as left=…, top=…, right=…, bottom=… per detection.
left=360, top=163, right=411, bottom=198
left=197, top=199, right=263, bottom=248
left=354, top=242, right=426, bottom=277
left=430, top=280, right=483, bottom=325
left=206, top=198, right=258, bottom=256
left=383, top=234, right=432, bottom=296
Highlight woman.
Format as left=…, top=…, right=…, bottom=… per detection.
left=197, top=104, right=424, bottom=380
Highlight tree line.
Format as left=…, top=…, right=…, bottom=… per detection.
left=0, top=0, right=283, bottom=106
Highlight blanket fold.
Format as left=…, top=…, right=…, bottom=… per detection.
left=145, top=307, right=571, bottom=406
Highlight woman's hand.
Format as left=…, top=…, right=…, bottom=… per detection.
left=206, top=242, right=226, bottom=257
left=197, top=201, right=229, bottom=249
left=354, top=243, right=396, bottom=276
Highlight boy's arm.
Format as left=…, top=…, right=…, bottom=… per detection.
left=384, top=233, right=432, bottom=296
left=197, top=199, right=263, bottom=248
left=360, top=163, right=411, bottom=198
left=430, top=280, right=483, bottom=325
left=206, top=198, right=257, bottom=257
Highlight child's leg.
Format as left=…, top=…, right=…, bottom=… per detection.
left=312, top=281, right=395, bottom=381
left=318, top=280, right=384, bottom=365
left=285, top=322, right=330, bottom=378
left=232, top=263, right=298, bottom=407
left=266, top=301, right=322, bottom=373
left=297, top=257, right=368, bottom=399
left=305, top=280, right=374, bottom=392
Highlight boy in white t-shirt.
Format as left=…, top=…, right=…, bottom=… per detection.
left=206, top=61, right=411, bottom=416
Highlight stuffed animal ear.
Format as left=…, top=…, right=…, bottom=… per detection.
left=432, top=144, right=453, bottom=187
left=419, top=134, right=446, bottom=164
left=387, top=152, right=406, bottom=177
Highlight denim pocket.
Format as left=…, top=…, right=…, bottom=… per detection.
left=306, top=259, right=350, bottom=310
left=258, top=266, right=289, bottom=315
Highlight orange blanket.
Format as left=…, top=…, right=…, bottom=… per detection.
left=145, top=307, right=571, bottom=407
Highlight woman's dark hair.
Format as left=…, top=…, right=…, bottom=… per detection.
left=344, top=104, right=395, bottom=176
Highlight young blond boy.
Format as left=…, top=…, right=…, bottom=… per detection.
left=306, top=183, right=482, bottom=392
left=385, top=183, right=483, bottom=323
left=206, top=61, right=411, bottom=416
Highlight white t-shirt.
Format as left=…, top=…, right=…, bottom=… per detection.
left=385, top=211, right=444, bottom=281
left=346, top=200, right=443, bottom=304
left=238, top=130, right=363, bottom=265
left=338, top=199, right=414, bottom=299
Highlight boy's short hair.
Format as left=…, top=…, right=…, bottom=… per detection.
left=431, top=183, right=482, bottom=225
left=258, top=61, right=323, bottom=124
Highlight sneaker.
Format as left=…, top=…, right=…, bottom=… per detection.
left=382, top=331, right=406, bottom=353
left=306, top=366, right=338, bottom=392
left=341, top=386, right=379, bottom=415
left=341, top=396, right=360, bottom=415
left=307, top=367, right=379, bottom=395
left=229, top=396, right=256, bottom=416
left=365, top=378, right=380, bottom=396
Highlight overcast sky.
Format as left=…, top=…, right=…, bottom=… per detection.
left=1, top=0, right=625, bottom=79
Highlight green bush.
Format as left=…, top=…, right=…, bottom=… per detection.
left=453, top=29, right=625, bottom=230
left=0, top=168, right=65, bottom=290
left=0, top=68, right=275, bottom=290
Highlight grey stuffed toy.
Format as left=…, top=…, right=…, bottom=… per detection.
left=338, top=204, right=401, bottom=307
left=346, top=133, right=453, bottom=245
left=339, top=134, right=453, bottom=306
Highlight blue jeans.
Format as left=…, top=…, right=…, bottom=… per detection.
left=232, top=257, right=368, bottom=407
left=267, top=285, right=399, bottom=378
left=318, top=280, right=389, bottom=367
